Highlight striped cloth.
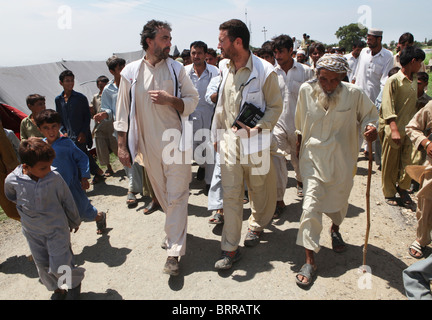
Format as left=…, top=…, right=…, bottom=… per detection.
left=316, top=54, right=351, bottom=74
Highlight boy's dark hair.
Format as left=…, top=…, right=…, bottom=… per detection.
left=96, top=75, right=109, bottom=85
left=140, top=20, right=171, bottom=51
left=398, top=32, right=414, bottom=45
left=400, top=46, right=425, bottom=66
left=26, top=94, right=46, bottom=107
left=181, top=49, right=190, bottom=59
left=19, top=137, right=56, bottom=167
left=388, top=67, right=400, bottom=78
left=106, top=56, right=126, bottom=71
left=309, top=42, right=326, bottom=55
left=352, top=39, right=366, bottom=49
left=34, top=109, right=62, bottom=128
left=272, top=34, right=294, bottom=51
left=59, top=70, right=74, bottom=82
left=207, top=48, right=217, bottom=58
left=219, top=19, right=250, bottom=50
left=190, top=41, right=208, bottom=53
left=418, top=72, right=429, bottom=83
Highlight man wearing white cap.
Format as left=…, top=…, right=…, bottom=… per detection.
left=294, top=54, right=378, bottom=288
left=352, top=28, right=394, bottom=103
left=352, top=28, right=393, bottom=158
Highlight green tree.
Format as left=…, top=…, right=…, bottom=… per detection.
left=335, top=23, right=368, bottom=52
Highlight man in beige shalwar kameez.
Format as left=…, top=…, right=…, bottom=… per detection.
left=294, top=54, right=378, bottom=288
left=115, top=20, right=199, bottom=276
left=406, top=100, right=432, bottom=259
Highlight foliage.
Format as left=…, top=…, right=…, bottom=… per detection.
left=335, top=23, right=368, bottom=52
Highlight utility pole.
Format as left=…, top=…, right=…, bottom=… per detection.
left=262, top=26, right=268, bottom=42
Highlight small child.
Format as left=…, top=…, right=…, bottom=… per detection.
left=4, top=137, right=84, bottom=300
left=35, top=109, right=107, bottom=235
left=20, top=94, right=46, bottom=140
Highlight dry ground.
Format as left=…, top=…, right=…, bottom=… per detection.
left=0, top=153, right=428, bottom=301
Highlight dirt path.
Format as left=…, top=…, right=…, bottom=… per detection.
left=0, top=154, right=425, bottom=300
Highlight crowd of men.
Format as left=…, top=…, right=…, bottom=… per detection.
left=1, top=18, right=432, bottom=299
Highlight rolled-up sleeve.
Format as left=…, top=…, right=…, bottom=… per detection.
left=178, top=67, right=199, bottom=117
left=255, top=72, right=283, bottom=131
left=114, top=75, right=132, bottom=133
left=406, top=102, right=432, bottom=151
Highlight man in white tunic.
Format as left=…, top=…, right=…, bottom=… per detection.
left=353, top=29, right=394, bottom=103
left=115, top=20, right=199, bottom=276
left=272, top=34, right=314, bottom=216
left=185, top=41, right=219, bottom=191
left=294, top=54, right=378, bottom=287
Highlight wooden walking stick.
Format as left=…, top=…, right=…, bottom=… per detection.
left=362, top=140, right=373, bottom=270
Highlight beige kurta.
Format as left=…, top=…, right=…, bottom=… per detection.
left=406, top=101, right=432, bottom=246
left=295, top=80, right=378, bottom=252
left=0, top=122, right=20, bottom=221
left=216, top=55, right=283, bottom=252
left=379, top=70, right=418, bottom=197
left=115, top=58, right=199, bottom=257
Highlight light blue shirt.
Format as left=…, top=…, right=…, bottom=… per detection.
left=101, top=79, right=119, bottom=121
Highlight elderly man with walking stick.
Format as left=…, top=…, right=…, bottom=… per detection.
left=294, top=54, right=379, bottom=288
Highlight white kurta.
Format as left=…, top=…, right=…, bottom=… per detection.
left=273, top=61, right=314, bottom=196
left=115, top=58, right=199, bottom=257
left=295, top=80, right=378, bottom=252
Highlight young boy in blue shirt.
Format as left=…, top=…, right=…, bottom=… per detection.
left=4, top=137, right=84, bottom=300
left=55, top=70, right=105, bottom=184
left=35, top=109, right=107, bottom=235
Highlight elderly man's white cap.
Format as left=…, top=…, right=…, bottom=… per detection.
left=368, top=28, right=383, bottom=37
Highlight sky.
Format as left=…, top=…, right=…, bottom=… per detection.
left=1, top=0, right=432, bottom=67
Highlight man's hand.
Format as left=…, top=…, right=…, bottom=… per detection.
left=149, top=90, right=173, bottom=105
left=422, top=138, right=432, bottom=158
left=117, top=132, right=131, bottom=168
left=232, top=121, right=260, bottom=139
left=364, top=125, right=378, bottom=143
left=118, top=146, right=131, bottom=168
left=77, top=132, right=86, bottom=144
left=388, top=119, right=401, bottom=146
left=94, top=112, right=108, bottom=123
left=149, top=90, right=185, bottom=113
left=81, top=178, right=90, bottom=190
left=70, top=227, right=79, bottom=233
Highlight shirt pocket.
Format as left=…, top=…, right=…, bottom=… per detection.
left=162, top=79, right=175, bottom=96
left=371, top=63, right=384, bottom=76
left=245, top=90, right=263, bottom=109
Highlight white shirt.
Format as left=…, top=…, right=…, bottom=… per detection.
left=344, top=52, right=359, bottom=83
left=353, top=47, right=394, bottom=103
left=275, top=60, right=314, bottom=133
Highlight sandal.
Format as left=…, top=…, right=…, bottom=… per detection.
left=96, top=212, right=107, bottom=235
left=296, top=185, right=303, bottom=197
left=397, top=187, right=413, bottom=206
left=295, top=263, right=317, bottom=288
left=91, top=174, right=105, bottom=185
left=385, top=197, right=399, bottom=206
left=408, top=240, right=425, bottom=259
left=331, top=230, right=347, bottom=253
left=273, top=206, right=284, bottom=219
left=104, top=169, right=114, bottom=177
left=209, top=212, right=224, bottom=224
left=126, top=192, right=138, bottom=208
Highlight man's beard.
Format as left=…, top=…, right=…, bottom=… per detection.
left=313, top=81, right=343, bottom=111
left=154, top=46, right=170, bottom=60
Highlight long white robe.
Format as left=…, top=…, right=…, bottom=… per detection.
left=115, top=58, right=199, bottom=257
left=295, top=80, right=378, bottom=252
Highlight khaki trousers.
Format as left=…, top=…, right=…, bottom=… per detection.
left=380, top=133, right=413, bottom=198
left=220, top=142, right=277, bottom=252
